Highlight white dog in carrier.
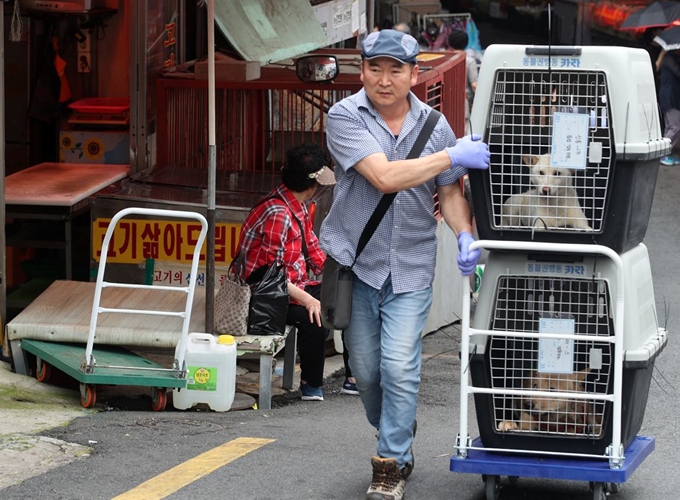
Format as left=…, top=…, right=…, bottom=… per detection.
left=502, top=153, right=591, bottom=231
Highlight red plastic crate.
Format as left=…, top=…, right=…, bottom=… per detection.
left=68, top=97, right=130, bottom=114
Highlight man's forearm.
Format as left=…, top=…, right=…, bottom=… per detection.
left=353, top=151, right=453, bottom=193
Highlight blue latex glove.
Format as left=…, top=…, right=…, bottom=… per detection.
left=445, top=135, right=490, bottom=170
left=457, top=231, right=481, bottom=276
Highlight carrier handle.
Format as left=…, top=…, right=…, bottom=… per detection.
left=189, top=333, right=217, bottom=345
left=525, top=46, right=582, bottom=57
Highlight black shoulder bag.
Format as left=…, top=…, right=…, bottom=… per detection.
left=320, top=110, right=442, bottom=330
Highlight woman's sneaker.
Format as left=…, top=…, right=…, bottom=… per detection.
left=341, top=378, right=360, bottom=395
left=300, top=383, right=323, bottom=401
left=660, top=155, right=680, bottom=166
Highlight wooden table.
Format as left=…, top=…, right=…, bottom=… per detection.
left=5, top=162, right=129, bottom=282
left=5, top=162, right=130, bottom=208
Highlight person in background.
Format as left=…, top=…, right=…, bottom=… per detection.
left=418, top=22, right=442, bottom=51
left=393, top=22, right=411, bottom=35
left=236, top=143, right=336, bottom=401
left=341, top=335, right=359, bottom=395
left=448, top=29, right=478, bottom=134
left=320, top=29, right=489, bottom=500
left=643, top=27, right=663, bottom=94
left=657, top=49, right=680, bottom=166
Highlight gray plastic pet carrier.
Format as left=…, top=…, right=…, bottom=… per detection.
left=467, top=243, right=667, bottom=456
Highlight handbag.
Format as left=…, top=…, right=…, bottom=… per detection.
left=246, top=260, right=289, bottom=336
left=320, top=110, right=442, bottom=330
left=214, top=262, right=251, bottom=337
left=215, top=253, right=289, bottom=337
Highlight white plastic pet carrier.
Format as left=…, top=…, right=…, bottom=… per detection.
left=468, top=45, right=670, bottom=253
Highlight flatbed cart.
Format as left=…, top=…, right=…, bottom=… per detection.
left=19, top=207, right=208, bottom=411
left=451, top=436, right=655, bottom=500
left=451, top=240, right=666, bottom=500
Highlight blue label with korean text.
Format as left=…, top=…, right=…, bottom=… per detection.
left=526, top=263, right=587, bottom=276
left=522, top=57, right=581, bottom=68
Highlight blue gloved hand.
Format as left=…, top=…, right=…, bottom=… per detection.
left=457, top=231, right=481, bottom=276
left=445, top=135, right=491, bottom=170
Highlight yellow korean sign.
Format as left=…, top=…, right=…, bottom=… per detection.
left=92, top=218, right=242, bottom=265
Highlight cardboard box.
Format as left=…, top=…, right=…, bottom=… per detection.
left=194, top=54, right=261, bottom=82
left=59, top=130, right=129, bottom=164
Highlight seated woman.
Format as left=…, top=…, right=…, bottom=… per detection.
left=235, top=143, right=335, bottom=401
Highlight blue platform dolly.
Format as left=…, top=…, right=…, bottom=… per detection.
left=450, top=436, right=655, bottom=500
left=457, top=42, right=668, bottom=500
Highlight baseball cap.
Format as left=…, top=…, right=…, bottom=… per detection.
left=361, top=29, right=419, bottom=64
left=308, top=166, right=336, bottom=186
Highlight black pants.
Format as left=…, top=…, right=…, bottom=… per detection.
left=286, top=284, right=327, bottom=387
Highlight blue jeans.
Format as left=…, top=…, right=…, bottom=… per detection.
left=344, top=273, right=433, bottom=468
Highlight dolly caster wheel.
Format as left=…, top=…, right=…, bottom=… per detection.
left=485, top=474, right=501, bottom=500
left=80, top=383, right=96, bottom=408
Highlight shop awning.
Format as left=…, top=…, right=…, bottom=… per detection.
left=214, top=0, right=328, bottom=64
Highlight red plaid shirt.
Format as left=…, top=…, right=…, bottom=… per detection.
left=236, top=185, right=325, bottom=296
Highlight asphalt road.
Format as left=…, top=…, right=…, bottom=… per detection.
left=2, top=162, right=680, bottom=499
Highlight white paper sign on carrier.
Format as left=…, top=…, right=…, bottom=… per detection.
left=538, top=317, right=575, bottom=374
left=551, top=112, right=589, bottom=171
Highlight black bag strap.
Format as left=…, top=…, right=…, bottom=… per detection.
left=289, top=211, right=309, bottom=261
left=351, top=109, right=441, bottom=268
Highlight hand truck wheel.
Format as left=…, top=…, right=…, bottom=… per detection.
left=79, top=383, right=96, bottom=408
left=591, top=482, right=606, bottom=500
left=485, top=474, right=501, bottom=500
left=608, top=482, right=622, bottom=494
left=150, top=387, right=167, bottom=412
left=36, top=357, right=52, bottom=383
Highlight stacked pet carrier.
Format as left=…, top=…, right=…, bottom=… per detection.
left=453, top=44, right=669, bottom=485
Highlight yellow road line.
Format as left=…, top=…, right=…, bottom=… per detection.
left=113, top=437, right=275, bottom=500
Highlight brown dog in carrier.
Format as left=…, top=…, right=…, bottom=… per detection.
left=497, top=369, right=603, bottom=435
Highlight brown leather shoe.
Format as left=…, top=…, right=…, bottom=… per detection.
left=366, top=456, right=405, bottom=500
